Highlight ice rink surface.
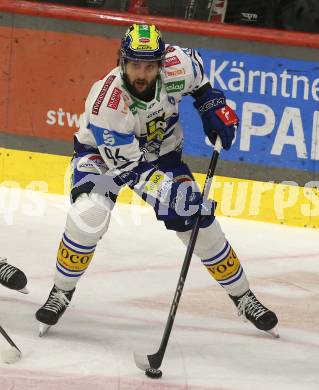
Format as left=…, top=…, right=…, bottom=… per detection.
left=0, top=190, right=318, bottom=390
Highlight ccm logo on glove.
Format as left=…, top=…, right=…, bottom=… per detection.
left=198, top=97, right=226, bottom=113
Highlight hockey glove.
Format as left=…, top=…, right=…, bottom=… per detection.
left=193, top=87, right=238, bottom=150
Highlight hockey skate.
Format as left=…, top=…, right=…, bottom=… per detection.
left=230, top=289, right=279, bottom=338
left=36, top=285, right=75, bottom=336
left=0, top=257, right=28, bottom=294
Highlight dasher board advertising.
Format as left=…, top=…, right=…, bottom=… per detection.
left=180, top=50, right=319, bottom=173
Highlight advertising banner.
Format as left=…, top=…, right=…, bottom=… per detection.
left=180, top=50, right=319, bottom=173
left=0, top=26, right=119, bottom=141
left=1, top=25, right=318, bottom=176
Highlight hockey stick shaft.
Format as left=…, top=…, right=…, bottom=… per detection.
left=0, top=325, right=21, bottom=352
left=135, top=137, right=222, bottom=370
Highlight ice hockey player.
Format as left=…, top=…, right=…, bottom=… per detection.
left=35, top=24, right=278, bottom=336
left=0, top=257, right=28, bottom=294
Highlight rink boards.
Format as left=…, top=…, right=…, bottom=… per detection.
left=0, top=146, right=317, bottom=229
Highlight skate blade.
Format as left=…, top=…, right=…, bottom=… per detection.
left=39, top=323, right=51, bottom=337
left=265, top=326, right=280, bottom=339
left=18, top=287, right=29, bottom=294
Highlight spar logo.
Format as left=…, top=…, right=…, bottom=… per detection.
left=165, top=80, right=185, bottom=93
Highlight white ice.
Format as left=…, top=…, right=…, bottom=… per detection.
left=0, top=189, right=318, bottom=390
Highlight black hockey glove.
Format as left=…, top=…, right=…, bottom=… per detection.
left=193, top=86, right=239, bottom=150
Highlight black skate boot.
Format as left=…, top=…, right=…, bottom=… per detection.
left=36, top=285, right=75, bottom=336
left=0, top=258, right=28, bottom=293
left=230, top=289, right=279, bottom=337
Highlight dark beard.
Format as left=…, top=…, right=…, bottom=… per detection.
left=123, top=74, right=157, bottom=102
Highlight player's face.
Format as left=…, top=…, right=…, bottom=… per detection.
left=125, top=60, right=160, bottom=95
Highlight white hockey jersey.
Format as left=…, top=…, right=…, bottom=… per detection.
left=75, top=45, right=209, bottom=174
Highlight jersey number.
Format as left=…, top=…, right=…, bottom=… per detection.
left=104, top=147, right=129, bottom=166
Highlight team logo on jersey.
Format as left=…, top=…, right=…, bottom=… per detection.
left=92, top=75, right=116, bottom=115
left=146, top=113, right=166, bottom=141
left=164, top=56, right=181, bottom=67
left=165, top=80, right=185, bottom=93
left=107, top=87, right=122, bottom=110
